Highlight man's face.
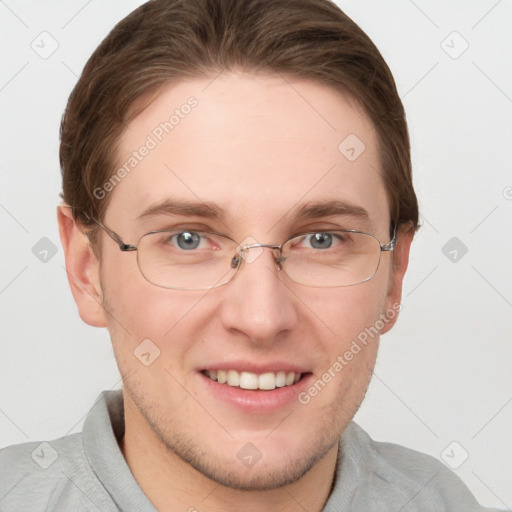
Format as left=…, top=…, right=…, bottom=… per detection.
left=94, top=71, right=404, bottom=489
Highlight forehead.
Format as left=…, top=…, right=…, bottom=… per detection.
left=107, top=71, right=389, bottom=236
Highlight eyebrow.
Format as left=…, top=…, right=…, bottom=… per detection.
left=293, top=199, right=369, bottom=221
left=136, top=198, right=369, bottom=224
left=136, top=199, right=225, bottom=221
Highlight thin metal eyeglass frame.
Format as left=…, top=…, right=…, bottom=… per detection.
left=91, top=218, right=397, bottom=289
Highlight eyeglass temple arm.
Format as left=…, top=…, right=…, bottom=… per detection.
left=83, top=212, right=137, bottom=252
left=381, top=224, right=398, bottom=252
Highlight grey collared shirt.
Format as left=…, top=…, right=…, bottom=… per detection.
left=0, top=390, right=503, bottom=511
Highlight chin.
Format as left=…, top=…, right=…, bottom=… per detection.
left=123, top=368, right=367, bottom=491
left=163, top=433, right=338, bottom=491
left=130, top=390, right=342, bottom=491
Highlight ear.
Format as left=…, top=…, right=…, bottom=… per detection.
left=380, top=225, right=414, bottom=335
left=57, top=204, right=107, bottom=327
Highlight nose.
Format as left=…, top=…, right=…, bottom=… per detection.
left=219, top=245, right=298, bottom=346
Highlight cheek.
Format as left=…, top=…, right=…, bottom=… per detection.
left=307, top=276, right=389, bottom=347
left=296, top=284, right=386, bottom=420
left=303, top=278, right=389, bottom=389
left=100, top=254, right=203, bottom=369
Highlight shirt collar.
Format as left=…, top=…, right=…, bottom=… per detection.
left=82, top=390, right=157, bottom=511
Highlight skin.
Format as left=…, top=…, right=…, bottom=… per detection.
left=58, top=70, right=413, bottom=512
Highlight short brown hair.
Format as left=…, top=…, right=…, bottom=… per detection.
left=60, top=0, right=419, bottom=249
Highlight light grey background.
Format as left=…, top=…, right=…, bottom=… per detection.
left=1, top=0, right=511, bottom=509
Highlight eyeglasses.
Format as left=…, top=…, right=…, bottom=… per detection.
left=92, top=219, right=396, bottom=290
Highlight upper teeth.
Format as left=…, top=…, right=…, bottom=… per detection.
left=205, top=369, right=301, bottom=390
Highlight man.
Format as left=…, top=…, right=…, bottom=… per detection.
left=0, top=0, right=503, bottom=510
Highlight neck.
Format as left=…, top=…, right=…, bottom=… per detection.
left=120, top=394, right=339, bottom=512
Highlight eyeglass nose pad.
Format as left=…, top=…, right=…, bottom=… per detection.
left=274, top=252, right=286, bottom=270
left=230, top=255, right=241, bottom=269
left=230, top=248, right=285, bottom=270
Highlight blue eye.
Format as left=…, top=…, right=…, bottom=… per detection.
left=175, top=232, right=202, bottom=250
left=308, top=232, right=333, bottom=249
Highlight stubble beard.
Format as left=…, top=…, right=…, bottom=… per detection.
left=121, top=371, right=344, bottom=492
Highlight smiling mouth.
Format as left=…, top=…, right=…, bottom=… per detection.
left=201, top=369, right=307, bottom=390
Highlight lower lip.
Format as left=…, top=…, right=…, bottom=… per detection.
left=198, top=372, right=313, bottom=413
